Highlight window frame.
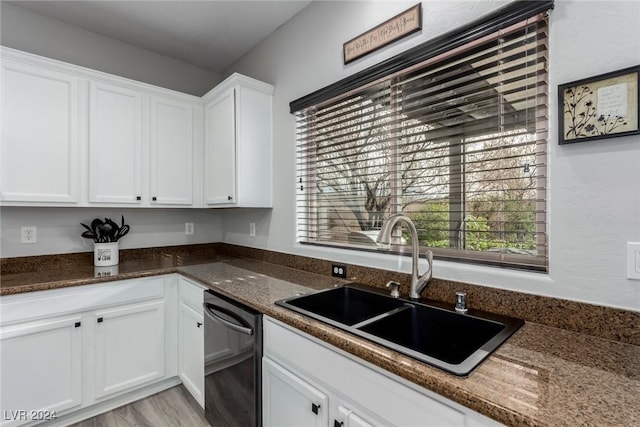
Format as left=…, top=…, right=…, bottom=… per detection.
left=292, top=1, right=553, bottom=272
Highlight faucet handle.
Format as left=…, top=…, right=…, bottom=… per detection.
left=386, top=281, right=401, bottom=298
left=455, top=291, right=468, bottom=313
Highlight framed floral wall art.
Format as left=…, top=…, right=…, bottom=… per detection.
left=558, top=65, right=639, bottom=144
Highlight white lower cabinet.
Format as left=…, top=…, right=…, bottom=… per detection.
left=0, top=276, right=178, bottom=427
left=177, top=277, right=205, bottom=408
left=0, top=315, right=83, bottom=427
left=263, top=316, right=501, bottom=427
left=93, top=300, right=166, bottom=399
left=337, top=405, right=375, bottom=427
left=263, top=358, right=329, bottom=427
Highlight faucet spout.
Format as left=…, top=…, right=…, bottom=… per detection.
left=376, top=214, right=433, bottom=300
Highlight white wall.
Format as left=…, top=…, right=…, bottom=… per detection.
left=0, top=2, right=220, bottom=96
left=0, top=207, right=222, bottom=258
left=221, top=0, right=640, bottom=311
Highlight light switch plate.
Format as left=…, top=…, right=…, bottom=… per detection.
left=626, top=242, right=640, bottom=280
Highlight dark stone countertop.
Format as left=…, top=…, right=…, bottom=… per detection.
left=1, top=255, right=639, bottom=426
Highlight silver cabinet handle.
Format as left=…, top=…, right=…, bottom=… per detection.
left=203, top=302, right=253, bottom=336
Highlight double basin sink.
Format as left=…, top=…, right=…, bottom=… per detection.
left=276, top=285, right=523, bottom=376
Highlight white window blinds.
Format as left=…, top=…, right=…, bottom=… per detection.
left=295, top=9, right=549, bottom=271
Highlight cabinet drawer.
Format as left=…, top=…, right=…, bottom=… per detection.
left=178, top=276, right=205, bottom=312
left=0, top=276, right=166, bottom=325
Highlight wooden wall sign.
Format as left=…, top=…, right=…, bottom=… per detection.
left=343, top=4, right=422, bottom=64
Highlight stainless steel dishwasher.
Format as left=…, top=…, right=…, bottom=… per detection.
left=203, top=289, right=262, bottom=427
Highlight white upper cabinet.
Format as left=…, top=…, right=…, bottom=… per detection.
left=0, top=56, right=80, bottom=204
left=0, top=48, right=269, bottom=209
left=88, top=86, right=202, bottom=208
left=204, top=88, right=236, bottom=205
left=89, top=81, right=143, bottom=204
left=203, top=73, right=274, bottom=208
left=150, top=96, right=198, bottom=206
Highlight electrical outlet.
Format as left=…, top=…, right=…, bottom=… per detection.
left=21, top=226, right=37, bottom=244
left=331, top=263, right=347, bottom=278
left=249, top=222, right=256, bottom=237
left=627, top=242, right=640, bottom=280
left=185, top=222, right=194, bottom=235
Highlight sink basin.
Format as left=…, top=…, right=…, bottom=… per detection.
left=276, top=285, right=523, bottom=376
left=358, top=304, right=507, bottom=370
left=279, top=286, right=405, bottom=326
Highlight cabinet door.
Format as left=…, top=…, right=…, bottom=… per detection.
left=262, top=358, right=328, bottom=427
left=179, top=302, right=204, bottom=408
left=0, top=315, right=83, bottom=427
left=89, top=81, right=143, bottom=204
left=94, top=300, right=165, bottom=399
left=235, top=84, right=273, bottom=207
left=0, top=60, right=79, bottom=203
left=204, top=87, right=236, bottom=206
left=150, top=96, right=194, bottom=205
left=336, top=405, right=376, bottom=427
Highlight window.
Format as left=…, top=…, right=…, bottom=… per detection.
left=292, top=2, right=551, bottom=271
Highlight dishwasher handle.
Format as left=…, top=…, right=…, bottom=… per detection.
left=203, top=302, right=254, bottom=336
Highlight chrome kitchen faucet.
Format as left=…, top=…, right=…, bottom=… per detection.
left=376, top=214, right=433, bottom=300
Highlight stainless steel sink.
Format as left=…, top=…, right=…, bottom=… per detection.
left=276, top=285, right=523, bottom=376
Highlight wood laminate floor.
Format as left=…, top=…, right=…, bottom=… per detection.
left=70, top=386, right=209, bottom=427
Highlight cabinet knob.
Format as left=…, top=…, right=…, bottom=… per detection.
left=136, top=196, right=141, bottom=201
left=197, top=322, right=202, bottom=328
left=227, top=195, right=233, bottom=201
left=152, top=196, right=157, bottom=201
left=74, top=322, right=82, bottom=328
left=97, top=317, right=104, bottom=323
left=334, top=421, right=344, bottom=427
left=311, top=403, right=321, bottom=415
